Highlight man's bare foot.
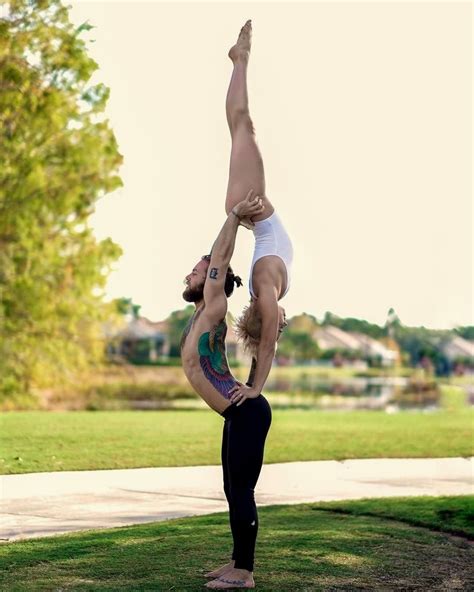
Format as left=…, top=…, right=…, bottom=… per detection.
left=204, top=560, right=235, bottom=578
left=228, top=20, right=252, bottom=63
left=205, top=567, right=255, bottom=589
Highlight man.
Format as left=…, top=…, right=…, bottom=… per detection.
left=181, top=190, right=270, bottom=590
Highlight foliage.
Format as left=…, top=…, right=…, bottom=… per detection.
left=167, top=305, right=194, bottom=357
left=277, top=330, right=320, bottom=362
left=0, top=0, right=123, bottom=397
left=395, top=326, right=451, bottom=373
left=322, top=311, right=385, bottom=338
left=454, top=325, right=474, bottom=340
left=114, top=297, right=141, bottom=319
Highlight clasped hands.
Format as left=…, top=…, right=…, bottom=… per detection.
left=229, top=382, right=260, bottom=406
left=232, top=189, right=264, bottom=229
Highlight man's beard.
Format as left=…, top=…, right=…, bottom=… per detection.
left=182, top=284, right=204, bottom=303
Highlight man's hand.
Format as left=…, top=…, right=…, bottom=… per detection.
left=228, top=383, right=260, bottom=406
left=232, top=189, right=264, bottom=228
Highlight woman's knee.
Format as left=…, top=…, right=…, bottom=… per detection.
left=230, top=109, right=255, bottom=134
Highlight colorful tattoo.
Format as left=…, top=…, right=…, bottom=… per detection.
left=209, top=267, right=219, bottom=279
left=198, top=320, right=236, bottom=399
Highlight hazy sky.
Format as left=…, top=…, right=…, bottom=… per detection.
left=69, top=1, right=472, bottom=329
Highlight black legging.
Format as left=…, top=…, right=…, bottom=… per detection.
left=220, top=394, right=272, bottom=572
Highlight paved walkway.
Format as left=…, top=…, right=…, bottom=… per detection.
left=1, top=457, right=472, bottom=542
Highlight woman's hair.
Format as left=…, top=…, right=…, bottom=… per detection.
left=201, top=255, right=242, bottom=297
left=234, top=301, right=262, bottom=358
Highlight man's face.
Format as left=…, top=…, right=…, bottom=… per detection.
left=182, top=259, right=209, bottom=302
left=277, top=306, right=288, bottom=339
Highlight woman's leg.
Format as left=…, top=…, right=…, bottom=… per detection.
left=225, top=21, right=273, bottom=222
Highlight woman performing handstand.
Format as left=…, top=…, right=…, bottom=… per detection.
left=225, top=20, right=293, bottom=405
left=203, top=19, right=293, bottom=590
left=199, top=21, right=292, bottom=589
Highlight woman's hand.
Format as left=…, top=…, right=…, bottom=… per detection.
left=228, top=383, right=260, bottom=406
left=232, top=189, right=264, bottom=228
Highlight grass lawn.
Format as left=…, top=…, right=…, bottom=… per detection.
left=0, top=496, right=472, bottom=591
left=1, top=389, right=472, bottom=474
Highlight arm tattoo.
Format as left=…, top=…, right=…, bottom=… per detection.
left=246, top=357, right=257, bottom=387
left=209, top=267, right=219, bottom=280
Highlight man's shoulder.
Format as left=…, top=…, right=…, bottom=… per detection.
left=196, top=307, right=228, bottom=331
left=185, top=306, right=227, bottom=333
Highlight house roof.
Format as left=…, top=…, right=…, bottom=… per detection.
left=348, top=332, right=397, bottom=359
left=118, top=317, right=168, bottom=340
left=441, top=336, right=474, bottom=359
left=313, top=325, right=363, bottom=350
left=313, top=326, right=397, bottom=360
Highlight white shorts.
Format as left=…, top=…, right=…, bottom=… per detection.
left=249, top=212, right=293, bottom=299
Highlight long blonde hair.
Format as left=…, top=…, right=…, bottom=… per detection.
left=234, top=301, right=262, bottom=358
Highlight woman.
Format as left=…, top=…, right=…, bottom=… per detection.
left=203, top=20, right=292, bottom=590
left=224, top=20, right=293, bottom=406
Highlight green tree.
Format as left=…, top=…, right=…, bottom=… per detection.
left=277, top=330, right=320, bottom=362
left=454, top=326, right=474, bottom=340
left=167, top=306, right=195, bottom=357
left=115, top=297, right=141, bottom=319
left=0, top=0, right=123, bottom=399
left=322, top=311, right=384, bottom=338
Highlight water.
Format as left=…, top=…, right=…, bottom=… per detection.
left=263, top=375, right=441, bottom=411
left=107, top=372, right=469, bottom=413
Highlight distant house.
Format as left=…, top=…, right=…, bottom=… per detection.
left=107, top=316, right=170, bottom=362
left=440, top=336, right=474, bottom=362
left=347, top=332, right=398, bottom=366
left=313, top=325, right=397, bottom=366
left=313, top=325, right=363, bottom=351
left=107, top=313, right=247, bottom=364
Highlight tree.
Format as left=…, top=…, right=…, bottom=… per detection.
left=385, top=307, right=402, bottom=338
left=277, top=330, right=320, bottom=363
left=115, top=297, right=141, bottom=319
left=0, top=0, right=123, bottom=399
left=454, top=326, right=474, bottom=341
left=322, top=311, right=384, bottom=338
left=167, top=306, right=195, bottom=357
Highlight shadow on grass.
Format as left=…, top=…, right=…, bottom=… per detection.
left=1, top=501, right=473, bottom=591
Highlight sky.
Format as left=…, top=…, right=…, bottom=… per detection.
left=68, top=1, right=472, bottom=329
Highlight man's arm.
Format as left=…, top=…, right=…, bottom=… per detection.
left=203, top=190, right=263, bottom=307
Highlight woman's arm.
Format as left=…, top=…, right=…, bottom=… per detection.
left=229, top=287, right=279, bottom=403
left=203, top=190, right=263, bottom=306
left=246, top=357, right=257, bottom=386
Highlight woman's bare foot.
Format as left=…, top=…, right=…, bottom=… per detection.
left=205, top=567, right=255, bottom=589
left=228, top=20, right=252, bottom=63
left=204, top=560, right=235, bottom=578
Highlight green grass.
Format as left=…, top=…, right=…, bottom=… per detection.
left=1, top=390, right=472, bottom=474
left=0, top=496, right=472, bottom=591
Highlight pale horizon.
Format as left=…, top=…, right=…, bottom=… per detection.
left=69, top=1, right=472, bottom=330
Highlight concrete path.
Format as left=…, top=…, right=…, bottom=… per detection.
left=1, top=457, right=472, bottom=542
